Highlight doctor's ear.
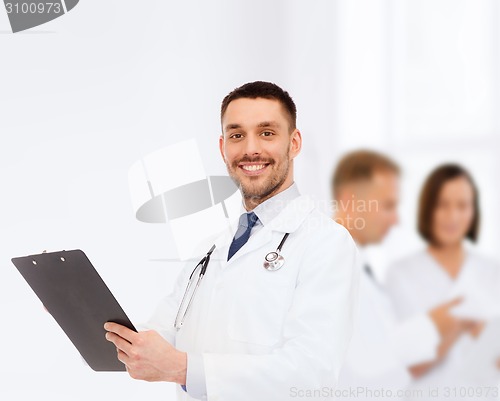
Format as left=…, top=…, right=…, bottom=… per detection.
left=289, top=129, right=302, bottom=159
left=218, top=135, right=226, bottom=162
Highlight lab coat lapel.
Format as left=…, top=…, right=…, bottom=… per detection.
left=266, top=195, right=315, bottom=233
left=224, top=195, right=315, bottom=266
left=225, top=227, right=273, bottom=266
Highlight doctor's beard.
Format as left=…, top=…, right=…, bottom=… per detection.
left=226, top=151, right=291, bottom=207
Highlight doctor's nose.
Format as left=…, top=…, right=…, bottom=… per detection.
left=243, top=134, right=262, bottom=157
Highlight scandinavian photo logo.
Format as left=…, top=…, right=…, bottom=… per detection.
left=3, top=0, right=79, bottom=33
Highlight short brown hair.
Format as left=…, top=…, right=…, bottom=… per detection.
left=418, top=164, right=480, bottom=244
left=331, top=150, right=400, bottom=199
left=221, top=81, right=297, bottom=130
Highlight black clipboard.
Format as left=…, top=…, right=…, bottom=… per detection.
left=11, top=249, right=136, bottom=372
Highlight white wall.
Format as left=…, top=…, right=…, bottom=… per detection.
left=332, top=0, right=500, bottom=274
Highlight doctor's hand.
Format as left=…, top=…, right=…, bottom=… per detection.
left=104, top=322, right=187, bottom=385
left=410, top=299, right=465, bottom=379
left=429, top=298, right=464, bottom=345
left=462, top=320, right=485, bottom=339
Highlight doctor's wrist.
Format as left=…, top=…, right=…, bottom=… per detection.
left=170, top=350, right=187, bottom=385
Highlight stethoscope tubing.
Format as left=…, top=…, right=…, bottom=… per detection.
left=174, top=233, right=290, bottom=329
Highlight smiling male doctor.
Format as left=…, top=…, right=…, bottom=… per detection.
left=105, top=81, right=359, bottom=401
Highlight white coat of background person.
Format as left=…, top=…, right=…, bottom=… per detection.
left=385, top=164, right=500, bottom=400
left=104, top=81, right=360, bottom=401
left=331, top=151, right=461, bottom=400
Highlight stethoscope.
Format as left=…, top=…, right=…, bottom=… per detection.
left=174, top=232, right=290, bottom=330
left=263, top=233, right=289, bottom=271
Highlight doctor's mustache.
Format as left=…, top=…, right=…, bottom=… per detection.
left=231, top=156, right=275, bottom=167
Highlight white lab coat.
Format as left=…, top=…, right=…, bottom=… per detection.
left=337, top=254, right=439, bottom=401
left=385, top=248, right=500, bottom=400
left=145, top=195, right=359, bottom=401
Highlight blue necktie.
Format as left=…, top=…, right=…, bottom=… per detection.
left=227, top=211, right=259, bottom=261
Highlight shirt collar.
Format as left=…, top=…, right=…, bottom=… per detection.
left=239, top=182, right=301, bottom=227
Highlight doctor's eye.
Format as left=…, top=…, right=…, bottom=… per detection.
left=261, top=131, right=274, bottom=137
left=229, top=133, right=244, bottom=139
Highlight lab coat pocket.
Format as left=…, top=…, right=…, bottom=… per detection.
left=227, top=276, right=293, bottom=347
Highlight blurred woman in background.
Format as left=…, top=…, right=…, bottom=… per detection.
left=385, top=164, right=500, bottom=399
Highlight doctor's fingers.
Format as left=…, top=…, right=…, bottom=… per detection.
left=429, top=297, right=463, bottom=321
left=116, top=350, right=140, bottom=376
left=429, top=300, right=463, bottom=338
left=117, top=350, right=157, bottom=381
left=105, top=331, right=134, bottom=355
left=116, top=349, right=130, bottom=366
left=116, top=348, right=142, bottom=368
left=104, top=322, right=138, bottom=343
left=462, top=320, right=485, bottom=338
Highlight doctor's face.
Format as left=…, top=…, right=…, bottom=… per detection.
left=219, top=97, right=301, bottom=208
left=431, top=177, right=475, bottom=247
left=359, top=171, right=399, bottom=244
left=339, top=171, right=400, bottom=245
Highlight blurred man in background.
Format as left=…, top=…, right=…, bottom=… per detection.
left=333, top=150, right=463, bottom=400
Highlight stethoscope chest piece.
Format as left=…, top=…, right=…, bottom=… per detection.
left=263, top=232, right=290, bottom=271
left=263, top=251, right=285, bottom=271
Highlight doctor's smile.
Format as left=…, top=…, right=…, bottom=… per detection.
left=238, top=161, right=271, bottom=175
